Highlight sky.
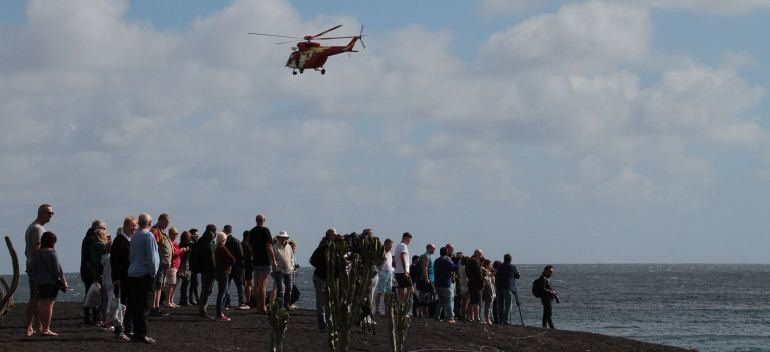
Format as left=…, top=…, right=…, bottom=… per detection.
left=2, top=0, right=770, bottom=274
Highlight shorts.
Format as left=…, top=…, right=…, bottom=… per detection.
left=154, top=264, right=169, bottom=290
left=253, top=265, right=272, bottom=274
left=376, top=271, right=394, bottom=293
left=394, top=273, right=411, bottom=288
left=164, top=267, right=178, bottom=287
left=34, top=283, right=60, bottom=300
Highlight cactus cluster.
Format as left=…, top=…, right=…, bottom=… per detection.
left=322, top=235, right=383, bottom=352
left=0, top=236, right=20, bottom=318
left=267, top=298, right=290, bottom=352
left=386, top=293, right=412, bottom=352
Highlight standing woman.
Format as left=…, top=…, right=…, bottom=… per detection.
left=89, top=228, right=110, bottom=325
left=164, top=228, right=188, bottom=307
left=481, top=259, right=496, bottom=324
left=465, top=256, right=484, bottom=322
left=177, top=231, right=193, bottom=306
left=214, top=232, right=235, bottom=321
left=29, top=231, right=68, bottom=336
left=373, top=239, right=394, bottom=315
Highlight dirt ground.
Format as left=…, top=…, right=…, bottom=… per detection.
left=0, top=302, right=693, bottom=352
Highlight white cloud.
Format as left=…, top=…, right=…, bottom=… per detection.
left=478, top=1, right=650, bottom=73
left=648, top=0, right=770, bottom=15
left=479, top=0, right=770, bottom=17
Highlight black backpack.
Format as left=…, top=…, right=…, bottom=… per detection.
left=532, top=276, right=545, bottom=298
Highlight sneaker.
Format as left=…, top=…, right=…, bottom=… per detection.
left=131, top=336, right=157, bottom=344
left=116, top=333, right=131, bottom=341
left=237, top=304, right=251, bottom=310
left=218, top=315, right=231, bottom=322
left=198, top=311, right=214, bottom=320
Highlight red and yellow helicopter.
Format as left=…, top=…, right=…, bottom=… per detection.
left=249, top=25, right=365, bottom=75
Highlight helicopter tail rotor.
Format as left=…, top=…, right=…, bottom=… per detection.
left=358, top=25, right=366, bottom=49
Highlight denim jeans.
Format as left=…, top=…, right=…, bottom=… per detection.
left=434, top=286, right=454, bottom=321
left=272, top=272, right=292, bottom=308
left=495, top=289, right=513, bottom=324
left=313, top=274, right=326, bottom=329
left=215, top=271, right=229, bottom=316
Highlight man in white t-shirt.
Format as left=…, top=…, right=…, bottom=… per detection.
left=393, top=232, right=412, bottom=302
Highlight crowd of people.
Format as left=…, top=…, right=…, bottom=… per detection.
left=21, top=203, right=560, bottom=344
left=307, top=230, right=560, bottom=331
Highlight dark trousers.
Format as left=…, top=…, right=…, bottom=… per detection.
left=126, top=275, right=153, bottom=338
left=113, top=284, right=133, bottom=334
left=224, top=265, right=245, bottom=307
left=198, top=271, right=216, bottom=313
left=272, top=272, right=292, bottom=308
left=179, top=277, right=190, bottom=304
left=541, top=298, right=554, bottom=329
left=188, top=271, right=200, bottom=304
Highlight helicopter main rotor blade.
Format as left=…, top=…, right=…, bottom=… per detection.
left=313, top=36, right=358, bottom=40
left=310, top=24, right=342, bottom=39
left=274, top=40, right=296, bottom=45
left=248, top=32, right=302, bottom=39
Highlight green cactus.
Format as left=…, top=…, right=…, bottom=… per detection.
left=267, top=297, right=289, bottom=352
left=323, top=236, right=383, bottom=352
left=386, top=293, right=412, bottom=352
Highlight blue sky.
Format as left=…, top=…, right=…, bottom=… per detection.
left=1, top=0, right=770, bottom=273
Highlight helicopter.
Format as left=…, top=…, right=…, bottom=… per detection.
left=249, top=25, right=365, bottom=75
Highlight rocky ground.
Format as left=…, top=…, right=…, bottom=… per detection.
left=0, top=302, right=693, bottom=352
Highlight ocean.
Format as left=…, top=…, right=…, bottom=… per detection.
left=4, top=264, right=769, bottom=352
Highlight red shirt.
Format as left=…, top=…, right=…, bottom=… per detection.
left=171, top=242, right=183, bottom=269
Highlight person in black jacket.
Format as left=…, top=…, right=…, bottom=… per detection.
left=309, top=228, right=336, bottom=331
left=223, top=225, right=248, bottom=310
left=81, top=219, right=106, bottom=325
left=195, top=224, right=217, bottom=319
left=494, top=253, right=521, bottom=325
left=110, top=216, right=136, bottom=340
left=539, top=265, right=558, bottom=329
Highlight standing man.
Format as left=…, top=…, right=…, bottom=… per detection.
left=421, top=244, right=436, bottom=283
left=309, top=228, right=336, bottom=331
left=433, top=246, right=458, bottom=323
left=150, top=213, right=171, bottom=316
left=495, top=253, right=521, bottom=325
left=393, top=232, right=413, bottom=302
left=539, top=265, right=558, bottom=329
left=248, top=214, right=274, bottom=314
left=271, top=231, right=294, bottom=308
left=223, top=225, right=248, bottom=310
left=196, top=224, right=218, bottom=319
left=111, top=216, right=136, bottom=340
left=23, top=204, right=54, bottom=336
left=126, top=213, right=160, bottom=344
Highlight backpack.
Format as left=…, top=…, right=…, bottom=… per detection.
left=532, top=276, right=545, bottom=298
left=309, top=242, right=326, bottom=268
